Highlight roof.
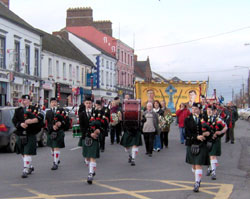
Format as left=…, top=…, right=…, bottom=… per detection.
left=69, top=31, right=116, bottom=59
left=134, top=61, right=148, bottom=79
left=0, top=3, right=41, bottom=35
left=37, top=29, right=94, bottom=67
left=152, top=71, right=168, bottom=82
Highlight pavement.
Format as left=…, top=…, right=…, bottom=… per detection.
left=0, top=119, right=249, bottom=199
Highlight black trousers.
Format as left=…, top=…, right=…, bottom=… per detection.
left=160, top=131, right=169, bottom=148
left=225, top=123, right=235, bottom=143
left=99, top=132, right=106, bottom=150
left=143, top=133, right=155, bottom=154
left=110, top=125, right=120, bottom=144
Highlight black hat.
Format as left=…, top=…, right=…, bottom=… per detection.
left=21, top=95, right=30, bottom=100
left=85, top=95, right=92, bottom=102
left=192, top=102, right=202, bottom=109
left=50, top=97, right=57, bottom=102
left=114, top=96, right=119, bottom=100
left=96, top=100, right=102, bottom=105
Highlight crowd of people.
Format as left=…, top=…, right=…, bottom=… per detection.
left=11, top=90, right=238, bottom=193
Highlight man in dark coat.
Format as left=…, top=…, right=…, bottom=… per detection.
left=12, top=95, right=44, bottom=178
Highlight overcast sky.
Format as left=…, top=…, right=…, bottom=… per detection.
left=9, top=0, right=250, bottom=103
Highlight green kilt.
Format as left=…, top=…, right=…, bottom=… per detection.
left=120, top=130, right=142, bottom=147
left=186, top=143, right=210, bottom=165
left=209, top=138, right=221, bottom=156
left=81, top=138, right=100, bottom=159
left=47, top=130, right=65, bottom=148
left=15, top=135, right=37, bottom=155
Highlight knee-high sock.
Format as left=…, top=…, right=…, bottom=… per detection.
left=89, top=162, right=96, bottom=174
left=54, top=151, right=60, bottom=165
left=23, top=156, right=31, bottom=171
left=85, top=159, right=90, bottom=166
left=211, top=159, right=218, bottom=174
left=191, top=167, right=195, bottom=173
left=195, top=169, right=202, bottom=183
left=132, top=147, right=138, bottom=159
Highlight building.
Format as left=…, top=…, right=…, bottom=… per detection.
left=134, top=55, right=152, bottom=82
left=0, top=0, right=42, bottom=106
left=39, top=30, right=94, bottom=107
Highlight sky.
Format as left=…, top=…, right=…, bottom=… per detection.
left=9, top=0, right=250, bottom=103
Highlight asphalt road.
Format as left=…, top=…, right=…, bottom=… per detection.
left=0, top=119, right=249, bottom=199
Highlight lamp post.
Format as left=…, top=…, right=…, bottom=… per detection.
left=234, top=66, right=250, bottom=107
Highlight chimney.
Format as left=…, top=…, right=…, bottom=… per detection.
left=0, top=0, right=9, bottom=8
left=66, top=7, right=93, bottom=27
left=93, top=20, right=112, bottom=36
left=52, top=31, right=68, bottom=40
left=134, top=55, right=138, bottom=62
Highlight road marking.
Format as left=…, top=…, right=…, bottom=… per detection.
left=70, top=146, right=81, bottom=151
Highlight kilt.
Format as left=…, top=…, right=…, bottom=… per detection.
left=81, top=138, right=100, bottom=159
left=186, top=143, right=210, bottom=165
left=209, top=138, right=221, bottom=156
left=120, top=130, right=142, bottom=147
left=15, top=135, right=37, bottom=155
left=47, top=130, right=65, bottom=148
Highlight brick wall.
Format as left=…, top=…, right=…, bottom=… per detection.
left=66, top=7, right=93, bottom=27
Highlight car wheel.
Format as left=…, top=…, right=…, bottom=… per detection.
left=38, top=129, right=47, bottom=147
left=7, top=133, right=16, bottom=153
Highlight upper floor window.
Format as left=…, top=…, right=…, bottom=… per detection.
left=106, top=71, right=109, bottom=86
left=25, top=45, right=30, bottom=74
left=14, top=41, right=20, bottom=72
left=48, top=58, right=52, bottom=76
left=121, top=51, right=123, bottom=62
left=125, top=52, right=127, bottom=64
left=103, top=37, right=107, bottom=43
left=63, top=63, right=66, bottom=79
left=76, top=66, right=79, bottom=81
left=0, top=37, right=6, bottom=69
left=69, top=64, right=72, bottom=80
left=117, top=49, right=120, bottom=60
left=34, top=48, right=39, bottom=76
left=102, top=59, right=104, bottom=67
left=56, top=61, right=59, bottom=77
left=81, top=67, right=85, bottom=85
left=106, top=61, right=109, bottom=69
left=101, top=70, right=104, bottom=85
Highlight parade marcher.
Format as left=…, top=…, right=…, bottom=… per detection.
left=110, top=100, right=122, bottom=144
left=142, top=102, right=159, bottom=157
left=176, top=103, right=190, bottom=144
left=12, top=95, right=44, bottom=178
left=184, top=102, right=210, bottom=192
left=160, top=100, right=173, bottom=148
left=203, top=105, right=227, bottom=180
left=46, top=97, right=67, bottom=170
left=78, top=96, right=102, bottom=184
left=114, top=96, right=123, bottom=143
left=224, top=102, right=238, bottom=144
left=153, top=100, right=164, bottom=152
left=95, top=100, right=109, bottom=152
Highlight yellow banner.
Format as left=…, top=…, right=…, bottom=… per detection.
left=135, top=81, right=207, bottom=113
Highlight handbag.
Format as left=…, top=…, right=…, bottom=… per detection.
left=84, top=136, right=93, bottom=147
left=191, top=144, right=200, bottom=155
left=50, top=132, right=57, bottom=140
left=19, top=135, right=28, bottom=145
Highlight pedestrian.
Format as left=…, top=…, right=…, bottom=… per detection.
left=12, top=95, right=44, bottom=178
left=160, top=100, right=173, bottom=148
left=184, top=102, right=210, bottom=192
left=110, top=100, right=122, bottom=144
left=142, top=102, right=159, bottom=157
left=153, top=100, right=163, bottom=152
left=176, top=103, right=190, bottom=144
left=78, top=96, right=102, bottom=184
left=46, top=97, right=66, bottom=170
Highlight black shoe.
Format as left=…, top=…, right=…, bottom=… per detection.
left=211, top=173, right=216, bottom=180
left=193, top=182, right=199, bottom=192
left=51, top=163, right=58, bottom=170
left=58, top=160, right=61, bottom=165
left=206, top=169, right=211, bottom=176
left=131, top=158, right=135, bottom=166
left=148, top=154, right=152, bottom=157
left=101, top=149, right=104, bottom=152
left=128, top=155, right=132, bottom=163
left=87, top=173, right=93, bottom=184
left=27, top=166, right=34, bottom=175
left=21, top=171, right=28, bottom=178
left=231, top=141, right=234, bottom=144
left=93, top=172, right=96, bottom=177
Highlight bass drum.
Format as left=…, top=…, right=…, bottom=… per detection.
left=122, top=99, right=141, bottom=127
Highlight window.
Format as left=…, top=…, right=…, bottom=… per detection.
left=102, top=59, right=104, bottom=67
left=131, top=55, right=133, bottom=67
left=128, top=54, right=130, bottom=65
left=103, top=37, right=107, bottom=43
left=34, top=48, right=39, bottom=76
left=14, top=41, right=20, bottom=72
left=69, top=64, right=72, bottom=80
left=0, top=37, right=6, bottom=69
left=110, top=62, right=112, bottom=70
left=125, top=52, right=127, bottom=64
left=25, top=45, right=30, bottom=74
left=81, top=67, right=84, bottom=84
left=63, top=63, right=66, bottom=79
left=106, top=61, right=109, bottom=69
left=117, top=49, right=120, bottom=60
left=110, top=73, right=112, bottom=87
left=121, top=51, right=123, bottom=62
left=113, top=74, right=116, bottom=87
left=56, top=61, right=59, bottom=78
left=48, top=58, right=52, bottom=76
left=76, top=66, right=79, bottom=81
left=106, top=71, right=109, bottom=86
left=111, top=46, right=115, bottom=52
left=101, top=70, right=104, bottom=85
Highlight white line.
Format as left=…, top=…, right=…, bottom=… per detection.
left=70, top=146, right=81, bottom=151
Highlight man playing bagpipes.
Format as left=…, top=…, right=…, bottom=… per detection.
left=45, top=97, right=67, bottom=170
left=78, top=96, right=103, bottom=184
left=202, top=105, right=227, bottom=180
left=12, top=95, right=44, bottom=178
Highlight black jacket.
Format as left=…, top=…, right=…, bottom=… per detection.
left=45, top=108, right=66, bottom=133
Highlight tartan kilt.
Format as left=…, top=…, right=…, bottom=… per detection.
left=15, top=135, right=37, bottom=155
left=47, top=130, right=65, bottom=148
left=209, top=138, right=221, bottom=156
left=186, top=143, right=210, bottom=165
left=121, top=130, right=142, bottom=147
left=82, top=138, right=100, bottom=159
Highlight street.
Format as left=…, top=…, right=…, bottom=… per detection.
left=0, top=120, right=249, bottom=199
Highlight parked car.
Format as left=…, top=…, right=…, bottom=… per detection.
left=242, top=108, right=250, bottom=121
left=239, top=108, right=250, bottom=119
left=0, top=107, right=47, bottom=153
